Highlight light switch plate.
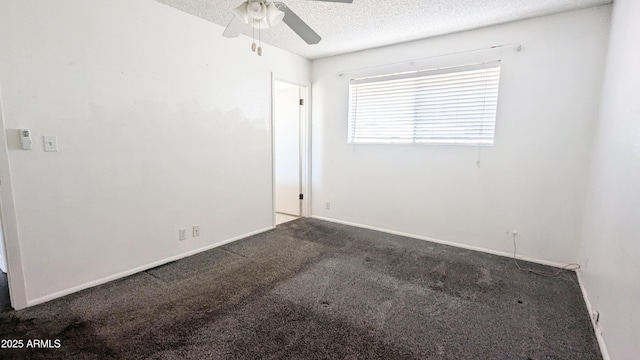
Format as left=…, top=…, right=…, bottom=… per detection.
left=43, top=135, right=58, bottom=152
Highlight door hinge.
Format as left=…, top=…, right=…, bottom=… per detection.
left=299, top=194, right=304, bottom=200
left=299, top=99, right=304, bottom=106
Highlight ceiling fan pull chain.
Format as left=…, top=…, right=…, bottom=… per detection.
left=258, top=21, right=263, bottom=56
left=251, top=19, right=257, bottom=52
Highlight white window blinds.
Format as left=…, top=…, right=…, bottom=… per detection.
left=348, top=62, right=501, bottom=145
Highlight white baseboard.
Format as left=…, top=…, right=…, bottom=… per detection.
left=576, top=271, right=611, bottom=360
left=26, top=226, right=275, bottom=307
left=311, top=215, right=569, bottom=269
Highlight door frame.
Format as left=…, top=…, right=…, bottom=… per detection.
left=0, top=86, right=28, bottom=309
left=271, top=73, right=311, bottom=226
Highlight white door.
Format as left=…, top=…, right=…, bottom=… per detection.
left=0, top=220, right=6, bottom=273
left=274, top=82, right=301, bottom=216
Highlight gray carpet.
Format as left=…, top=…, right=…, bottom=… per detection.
left=0, top=218, right=601, bottom=359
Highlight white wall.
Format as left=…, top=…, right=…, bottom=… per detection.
left=578, top=0, right=640, bottom=358
left=0, top=0, right=309, bottom=309
left=311, top=6, right=610, bottom=265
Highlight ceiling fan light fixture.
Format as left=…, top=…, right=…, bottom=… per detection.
left=256, top=18, right=270, bottom=29
left=266, top=3, right=285, bottom=27
left=223, top=0, right=329, bottom=48
left=247, top=0, right=268, bottom=20
left=232, top=2, right=251, bottom=24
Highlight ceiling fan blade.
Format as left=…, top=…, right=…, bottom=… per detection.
left=310, top=0, right=353, bottom=3
left=222, top=15, right=245, bottom=38
left=274, top=3, right=321, bottom=45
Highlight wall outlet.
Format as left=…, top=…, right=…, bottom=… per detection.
left=178, top=228, right=187, bottom=241
left=325, top=202, right=331, bottom=210
left=193, top=225, right=200, bottom=237
left=591, top=310, right=603, bottom=335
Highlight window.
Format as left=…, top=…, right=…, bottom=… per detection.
left=348, top=62, right=501, bottom=145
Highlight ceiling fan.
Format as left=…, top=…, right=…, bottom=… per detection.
left=223, top=0, right=354, bottom=55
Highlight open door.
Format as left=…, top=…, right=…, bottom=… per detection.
left=0, top=219, right=9, bottom=311
left=273, top=79, right=306, bottom=225
left=0, top=221, right=6, bottom=273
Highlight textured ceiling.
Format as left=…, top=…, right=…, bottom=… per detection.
left=155, top=0, right=611, bottom=60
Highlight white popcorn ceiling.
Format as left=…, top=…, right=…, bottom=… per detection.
left=154, top=0, right=611, bottom=59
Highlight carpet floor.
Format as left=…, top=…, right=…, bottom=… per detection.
left=0, top=218, right=601, bottom=359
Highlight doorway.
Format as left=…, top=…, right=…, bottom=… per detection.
left=273, top=78, right=308, bottom=226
